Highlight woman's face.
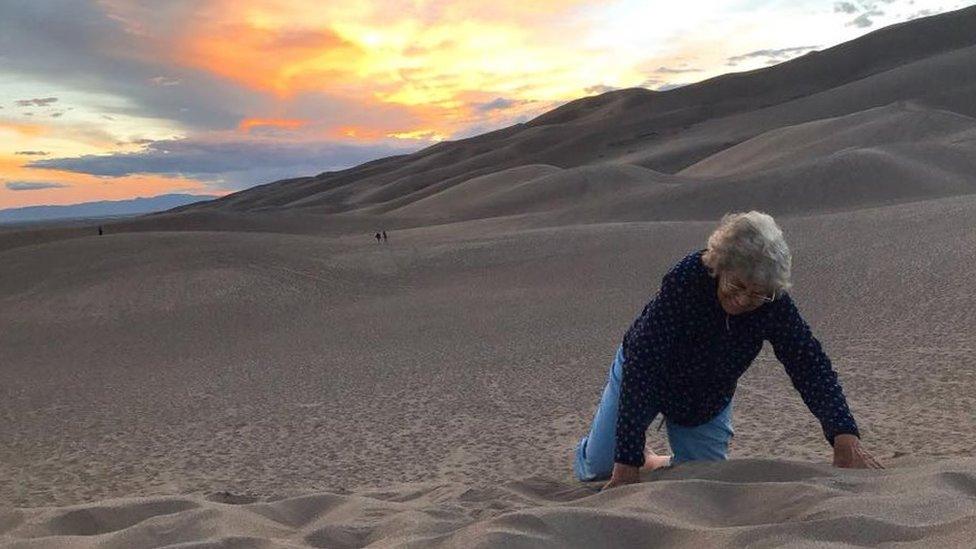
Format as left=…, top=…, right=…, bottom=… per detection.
left=717, top=273, right=774, bottom=315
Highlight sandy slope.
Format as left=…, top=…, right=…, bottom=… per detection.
left=2, top=196, right=975, bottom=528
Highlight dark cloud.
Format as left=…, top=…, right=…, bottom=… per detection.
left=726, top=45, right=819, bottom=66
left=906, top=8, right=937, bottom=19
left=14, top=150, right=50, bottom=156
left=655, top=66, right=699, bottom=74
left=14, top=97, right=58, bottom=107
left=639, top=77, right=663, bottom=88
left=848, top=10, right=883, bottom=27
left=5, top=181, right=69, bottom=191
left=149, top=76, right=181, bottom=86
left=26, top=137, right=427, bottom=190
left=449, top=113, right=534, bottom=140
left=471, top=97, right=539, bottom=114
left=838, top=0, right=895, bottom=28
left=475, top=97, right=518, bottom=112
left=0, top=1, right=263, bottom=130
left=0, top=1, right=425, bottom=134
left=834, top=2, right=858, bottom=13
left=50, top=111, right=65, bottom=118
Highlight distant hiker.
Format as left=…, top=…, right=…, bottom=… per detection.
left=382, top=230, right=388, bottom=242
left=375, top=232, right=381, bottom=243
left=97, top=226, right=103, bottom=236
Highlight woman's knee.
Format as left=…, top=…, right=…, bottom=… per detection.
left=573, top=436, right=614, bottom=481
left=667, top=423, right=732, bottom=463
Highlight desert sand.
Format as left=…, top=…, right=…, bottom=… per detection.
left=3, top=6, right=976, bottom=548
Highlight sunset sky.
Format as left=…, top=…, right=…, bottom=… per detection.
left=0, top=0, right=969, bottom=209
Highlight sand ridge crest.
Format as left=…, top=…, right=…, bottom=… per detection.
left=2, top=459, right=974, bottom=548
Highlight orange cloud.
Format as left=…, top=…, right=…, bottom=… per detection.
left=386, top=128, right=447, bottom=141
left=164, top=0, right=606, bottom=107
left=326, top=125, right=393, bottom=140
left=93, top=0, right=651, bottom=145
left=177, top=20, right=366, bottom=96
left=238, top=117, right=308, bottom=132
left=0, top=120, right=48, bottom=138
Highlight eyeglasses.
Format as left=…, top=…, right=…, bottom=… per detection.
left=722, top=278, right=777, bottom=303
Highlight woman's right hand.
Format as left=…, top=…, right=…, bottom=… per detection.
left=601, top=463, right=640, bottom=491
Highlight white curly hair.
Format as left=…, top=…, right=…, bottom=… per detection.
left=701, top=211, right=793, bottom=294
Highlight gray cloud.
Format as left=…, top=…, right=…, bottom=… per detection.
left=726, top=45, right=819, bottom=66
left=472, top=97, right=540, bottom=113
left=26, top=137, right=428, bottom=190
left=5, top=181, right=69, bottom=191
left=14, top=150, right=50, bottom=156
left=150, top=76, right=181, bottom=86
left=15, top=97, right=58, bottom=107
left=475, top=97, right=518, bottom=112
left=0, top=1, right=425, bottom=133
left=904, top=8, right=945, bottom=20
left=907, top=9, right=936, bottom=19
left=639, top=77, right=663, bottom=88
left=848, top=10, right=883, bottom=27
left=0, top=1, right=270, bottom=130
left=585, top=84, right=618, bottom=94
left=838, top=0, right=896, bottom=28
left=449, top=112, right=536, bottom=140
left=656, top=66, right=699, bottom=74
left=834, top=2, right=858, bottom=13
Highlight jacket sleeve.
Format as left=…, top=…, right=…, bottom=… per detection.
left=765, top=293, right=860, bottom=445
left=614, top=269, right=681, bottom=467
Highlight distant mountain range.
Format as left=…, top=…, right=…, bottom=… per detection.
left=0, top=194, right=218, bottom=224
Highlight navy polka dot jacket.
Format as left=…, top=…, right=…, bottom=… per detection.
left=615, top=249, right=860, bottom=467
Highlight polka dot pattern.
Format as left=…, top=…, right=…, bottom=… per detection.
left=614, top=249, right=860, bottom=467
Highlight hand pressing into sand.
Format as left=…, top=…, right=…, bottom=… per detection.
left=832, top=434, right=884, bottom=469
left=602, top=449, right=672, bottom=491
left=602, top=463, right=640, bottom=491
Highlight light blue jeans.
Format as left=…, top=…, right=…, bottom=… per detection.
left=574, top=345, right=734, bottom=481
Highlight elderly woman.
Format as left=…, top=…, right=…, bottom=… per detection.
left=574, top=211, right=882, bottom=490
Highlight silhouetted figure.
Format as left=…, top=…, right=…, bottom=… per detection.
left=97, top=225, right=103, bottom=236
left=382, top=230, right=387, bottom=242
left=375, top=232, right=381, bottom=243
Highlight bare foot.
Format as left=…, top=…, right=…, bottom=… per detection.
left=641, top=448, right=672, bottom=472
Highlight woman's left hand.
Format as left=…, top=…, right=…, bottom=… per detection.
left=832, top=434, right=884, bottom=469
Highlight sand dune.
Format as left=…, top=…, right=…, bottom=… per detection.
left=680, top=101, right=976, bottom=177
left=163, top=7, right=976, bottom=216
left=3, top=194, right=976, bottom=509
left=3, top=459, right=974, bottom=548
left=388, top=164, right=680, bottom=221
left=366, top=164, right=564, bottom=217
